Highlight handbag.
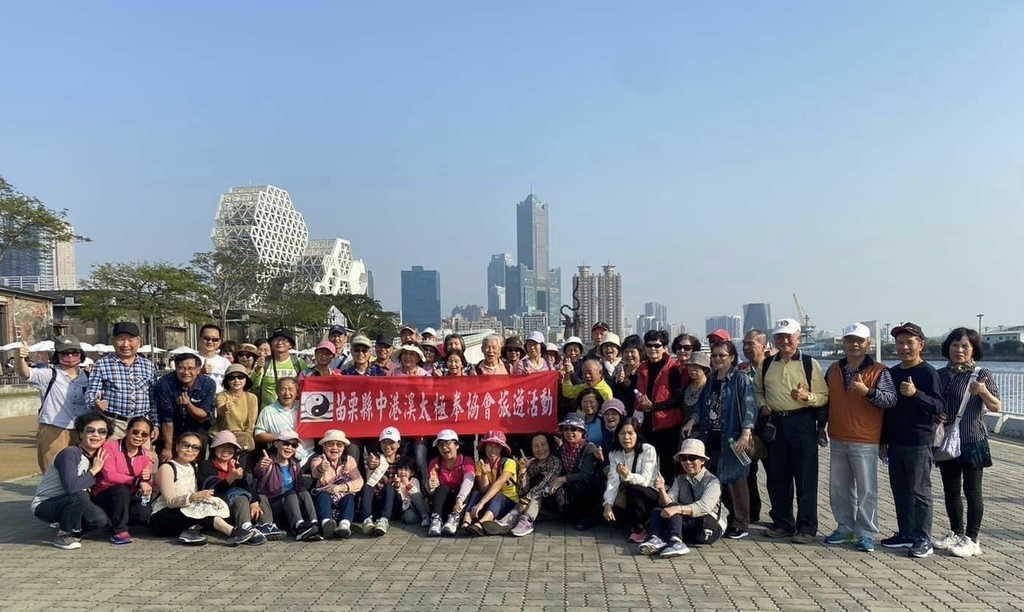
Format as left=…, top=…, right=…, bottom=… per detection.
left=734, top=377, right=767, bottom=460
left=934, top=368, right=979, bottom=462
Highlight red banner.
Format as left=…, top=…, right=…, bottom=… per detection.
left=296, top=371, right=560, bottom=439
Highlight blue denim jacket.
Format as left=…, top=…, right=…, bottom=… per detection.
left=698, top=366, right=758, bottom=484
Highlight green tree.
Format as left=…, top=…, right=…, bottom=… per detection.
left=80, top=261, right=213, bottom=347
left=0, top=174, right=90, bottom=266
left=190, top=247, right=271, bottom=331
left=334, top=293, right=399, bottom=339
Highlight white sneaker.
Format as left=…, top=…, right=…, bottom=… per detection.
left=950, top=536, right=980, bottom=558
left=361, top=517, right=375, bottom=535
left=933, top=531, right=959, bottom=551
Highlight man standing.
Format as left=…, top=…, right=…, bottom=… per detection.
left=585, top=322, right=609, bottom=361
left=153, top=352, right=217, bottom=462
left=823, top=323, right=898, bottom=552
left=754, top=318, right=829, bottom=543
left=740, top=329, right=769, bottom=524
left=342, top=335, right=387, bottom=377
left=86, top=322, right=157, bottom=440
left=327, top=325, right=352, bottom=370
left=373, top=334, right=395, bottom=375
left=251, top=328, right=305, bottom=407
left=880, top=322, right=944, bottom=558
left=197, top=323, right=230, bottom=387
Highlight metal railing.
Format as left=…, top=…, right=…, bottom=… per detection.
left=988, top=371, right=1024, bottom=416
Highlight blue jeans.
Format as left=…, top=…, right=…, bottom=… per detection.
left=648, top=508, right=704, bottom=544
left=360, top=483, right=396, bottom=520
left=829, top=440, right=879, bottom=538
left=314, top=490, right=356, bottom=523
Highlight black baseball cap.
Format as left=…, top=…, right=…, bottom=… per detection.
left=270, top=327, right=296, bottom=346
left=375, top=333, right=393, bottom=347
left=112, top=322, right=141, bottom=337
left=329, top=325, right=351, bottom=336
left=890, top=322, right=925, bottom=340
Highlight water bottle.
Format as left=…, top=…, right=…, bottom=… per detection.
left=728, top=437, right=751, bottom=467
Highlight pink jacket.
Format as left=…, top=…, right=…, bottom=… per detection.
left=92, top=439, right=154, bottom=496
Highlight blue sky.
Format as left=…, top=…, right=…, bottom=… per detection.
left=3, top=1, right=1023, bottom=337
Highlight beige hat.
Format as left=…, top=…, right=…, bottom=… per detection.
left=688, top=352, right=711, bottom=370
left=350, top=334, right=373, bottom=349
left=674, top=438, right=710, bottom=461
left=321, top=429, right=350, bottom=445
left=396, top=343, right=425, bottom=364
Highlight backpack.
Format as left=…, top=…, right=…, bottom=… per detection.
left=38, top=367, right=89, bottom=413
left=760, top=353, right=828, bottom=422
left=258, top=356, right=303, bottom=406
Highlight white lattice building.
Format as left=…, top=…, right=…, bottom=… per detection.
left=211, top=185, right=309, bottom=276
left=296, top=239, right=369, bottom=295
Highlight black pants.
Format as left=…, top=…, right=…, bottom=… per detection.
left=887, top=444, right=933, bottom=541
left=91, top=485, right=150, bottom=532
left=431, top=484, right=460, bottom=518
left=766, top=410, right=818, bottom=535
left=149, top=508, right=216, bottom=537
left=269, top=490, right=316, bottom=531
left=937, top=459, right=984, bottom=540
left=649, top=431, right=680, bottom=483
left=34, top=491, right=109, bottom=534
left=612, top=484, right=660, bottom=531
left=558, top=480, right=600, bottom=523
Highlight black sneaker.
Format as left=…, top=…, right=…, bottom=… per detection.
left=226, top=526, right=256, bottom=547
left=294, top=521, right=318, bottom=542
left=725, top=527, right=749, bottom=540
left=909, top=538, right=933, bottom=559
left=880, top=533, right=915, bottom=548
left=320, top=519, right=337, bottom=539
left=256, top=523, right=286, bottom=541
left=178, top=525, right=207, bottom=545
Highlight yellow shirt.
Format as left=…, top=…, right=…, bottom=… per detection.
left=754, top=354, right=829, bottom=412
left=477, top=457, right=520, bottom=503
left=212, top=391, right=259, bottom=435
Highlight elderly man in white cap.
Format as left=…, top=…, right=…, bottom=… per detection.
left=822, top=323, right=898, bottom=553
left=754, top=318, right=829, bottom=544
left=638, top=438, right=724, bottom=557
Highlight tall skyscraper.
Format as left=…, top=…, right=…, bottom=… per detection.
left=706, top=315, right=742, bottom=339
left=401, top=266, right=441, bottom=330
left=487, top=253, right=514, bottom=314
left=0, top=223, right=77, bottom=291
left=644, top=302, right=668, bottom=329
left=598, top=265, right=624, bottom=336
left=573, top=266, right=598, bottom=338
left=516, top=193, right=548, bottom=285
left=742, top=302, right=773, bottom=334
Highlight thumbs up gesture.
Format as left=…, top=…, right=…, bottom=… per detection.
left=791, top=381, right=810, bottom=402
left=428, top=466, right=440, bottom=490
left=850, top=373, right=870, bottom=397
left=18, top=344, right=29, bottom=360
left=258, top=449, right=272, bottom=470
left=900, top=376, right=917, bottom=397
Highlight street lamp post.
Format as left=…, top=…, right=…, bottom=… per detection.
left=976, top=313, right=984, bottom=334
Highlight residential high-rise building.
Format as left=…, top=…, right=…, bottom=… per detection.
left=544, top=266, right=561, bottom=327
left=636, top=315, right=657, bottom=336
left=742, top=302, right=773, bottom=334
left=516, top=194, right=548, bottom=285
left=522, top=311, right=550, bottom=339
left=598, top=265, right=623, bottom=336
left=573, top=266, right=598, bottom=338
left=366, top=270, right=375, bottom=299
left=706, top=315, right=742, bottom=339
left=211, top=185, right=368, bottom=296
left=487, top=253, right=514, bottom=314
left=401, top=266, right=441, bottom=331
left=0, top=223, right=77, bottom=291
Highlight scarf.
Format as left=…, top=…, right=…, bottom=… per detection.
left=947, top=360, right=976, bottom=376
left=560, top=438, right=587, bottom=474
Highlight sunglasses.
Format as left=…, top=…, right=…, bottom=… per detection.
left=678, top=455, right=703, bottom=462
left=201, top=336, right=221, bottom=343
left=226, top=375, right=247, bottom=382
left=279, top=441, right=300, bottom=449
left=128, top=429, right=149, bottom=437
left=84, top=427, right=108, bottom=436
left=645, top=343, right=663, bottom=349
left=179, top=443, right=202, bottom=451
left=677, top=345, right=693, bottom=351
left=352, top=347, right=369, bottom=353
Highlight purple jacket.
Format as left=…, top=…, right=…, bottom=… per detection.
left=253, top=456, right=304, bottom=499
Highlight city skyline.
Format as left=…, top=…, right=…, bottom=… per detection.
left=400, top=266, right=441, bottom=331
left=5, top=3, right=1023, bottom=335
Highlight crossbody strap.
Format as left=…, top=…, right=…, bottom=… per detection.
left=953, top=367, right=981, bottom=423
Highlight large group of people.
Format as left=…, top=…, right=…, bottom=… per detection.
left=23, top=318, right=1001, bottom=561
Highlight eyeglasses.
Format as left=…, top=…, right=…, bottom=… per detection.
left=678, top=455, right=702, bottom=462
left=677, top=345, right=693, bottom=351
left=84, top=427, right=108, bottom=436
left=201, top=336, right=221, bottom=343
left=179, top=443, right=202, bottom=451
left=279, top=441, right=300, bottom=449
left=645, top=343, right=663, bottom=349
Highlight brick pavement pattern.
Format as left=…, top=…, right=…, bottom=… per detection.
left=0, top=440, right=1022, bottom=612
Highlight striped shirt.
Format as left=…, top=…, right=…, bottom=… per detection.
left=85, top=354, right=157, bottom=423
left=937, top=367, right=999, bottom=445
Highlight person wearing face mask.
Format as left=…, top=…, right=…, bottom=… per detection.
left=31, top=411, right=114, bottom=550
left=18, top=336, right=91, bottom=473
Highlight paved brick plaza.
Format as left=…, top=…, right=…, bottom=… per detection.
left=1, top=440, right=1022, bottom=612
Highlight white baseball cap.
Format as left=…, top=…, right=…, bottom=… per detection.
left=422, top=327, right=438, bottom=338
left=772, top=318, right=802, bottom=335
left=379, top=426, right=401, bottom=442
left=842, top=323, right=871, bottom=339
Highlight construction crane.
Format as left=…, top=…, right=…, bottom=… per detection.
left=792, top=293, right=816, bottom=337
